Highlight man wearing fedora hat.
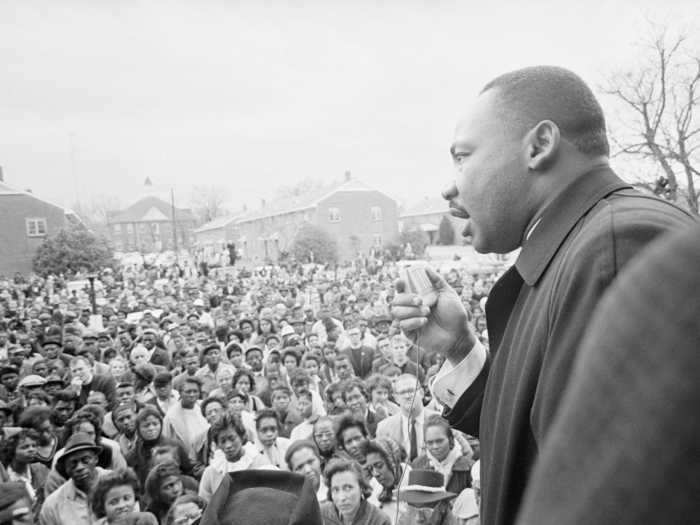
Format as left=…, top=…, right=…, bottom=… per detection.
left=400, top=470, right=459, bottom=525
left=39, top=432, right=109, bottom=525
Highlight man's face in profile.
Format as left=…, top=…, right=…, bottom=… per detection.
left=448, top=89, right=530, bottom=254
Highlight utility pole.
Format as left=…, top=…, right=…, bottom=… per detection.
left=171, top=188, right=179, bottom=254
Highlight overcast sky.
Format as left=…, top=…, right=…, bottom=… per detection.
left=0, top=0, right=697, bottom=213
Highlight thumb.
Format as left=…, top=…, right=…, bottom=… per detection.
left=425, top=266, right=449, bottom=291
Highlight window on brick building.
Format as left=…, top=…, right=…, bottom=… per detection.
left=126, top=224, right=134, bottom=234
left=328, top=207, right=341, bottom=222
left=371, top=206, right=382, bottom=221
left=113, top=224, right=121, bottom=234
left=26, top=218, right=47, bottom=237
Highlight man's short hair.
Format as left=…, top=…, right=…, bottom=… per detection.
left=481, top=66, right=609, bottom=157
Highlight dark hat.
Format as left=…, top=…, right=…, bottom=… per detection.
left=0, top=365, right=19, bottom=377
left=133, top=363, right=156, bottom=383
left=399, top=470, right=457, bottom=506
left=202, top=342, right=221, bottom=355
left=200, top=470, right=322, bottom=525
left=244, top=345, right=263, bottom=356
left=44, top=373, right=65, bottom=386
left=153, top=371, right=173, bottom=387
left=55, top=431, right=102, bottom=478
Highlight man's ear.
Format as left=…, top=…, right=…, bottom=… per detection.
left=525, top=120, right=560, bottom=171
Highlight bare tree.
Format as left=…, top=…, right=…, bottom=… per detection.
left=190, top=185, right=230, bottom=224
left=72, top=194, right=121, bottom=235
left=604, top=28, right=700, bottom=214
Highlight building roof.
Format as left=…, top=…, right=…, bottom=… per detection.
left=236, top=178, right=393, bottom=224
left=0, top=180, right=73, bottom=212
left=194, top=214, right=242, bottom=233
left=400, top=195, right=449, bottom=218
left=108, top=195, right=194, bottom=224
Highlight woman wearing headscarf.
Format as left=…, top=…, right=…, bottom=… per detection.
left=364, top=437, right=412, bottom=524
left=411, top=415, right=474, bottom=496
left=125, top=406, right=194, bottom=485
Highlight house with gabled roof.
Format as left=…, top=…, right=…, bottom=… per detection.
left=106, top=180, right=196, bottom=253
left=194, top=172, right=399, bottom=264
left=0, top=169, right=79, bottom=275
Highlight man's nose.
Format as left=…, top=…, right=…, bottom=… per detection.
left=442, top=181, right=458, bottom=201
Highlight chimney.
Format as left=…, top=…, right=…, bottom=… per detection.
left=344, top=170, right=351, bottom=182
left=0, top=165, right=3, bottom=182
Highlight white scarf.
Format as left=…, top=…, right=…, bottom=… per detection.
left=426, top=445, right=463, bottom=485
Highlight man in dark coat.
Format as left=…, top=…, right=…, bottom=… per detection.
left=391, top=66, right=694, bottom=525
left=517, top=223, right=700, bottom=525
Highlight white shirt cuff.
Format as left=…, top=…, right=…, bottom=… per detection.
left=430, top=340, right=487, bottom=409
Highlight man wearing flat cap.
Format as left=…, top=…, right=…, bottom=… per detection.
left=195, top=341, right=234, bottom=397
left=40, top=432, right=109, bottom=525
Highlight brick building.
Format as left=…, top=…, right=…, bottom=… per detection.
left=194, top=174, right=399, bottom=264
left=399, top=195, right=463, bottom=245
left=0, top=175, right=70, bottom=276
left=107, top=194, right=196, bottom=253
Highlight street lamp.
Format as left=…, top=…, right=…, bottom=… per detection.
left=87, top=273, right=97, bottom=315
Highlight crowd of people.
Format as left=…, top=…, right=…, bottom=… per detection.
left=0, top=257, right=498, bottom=524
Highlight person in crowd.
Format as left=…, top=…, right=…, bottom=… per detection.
left=334, top=355, right=355, bottom=383
left=365, top=375, right=399, bottom=420
left=342, top=324, right=376, bottom=379
left=285, top=439, right=326, bottom=502
left=231, top=369, right=265, bottom=411
left=343, top=378, right=379, bottom=437
left=0, top=429, right=49, bottom=520
left=50, top=389, right=79, bottom=436
left=391, top=65, right=693, bottom=525
left=69, top=356, right=117, bottom=409
left=113, top=403, right=138, bottom=456
left=39, top=432, right=108, bottom=525
left=46, top=408, right=127, bottom=494
left=146, top=372, right=179, bottom=417
left=321, top=459, right=390, bottom=525
left=144, top=461, right=188, bottom=523
left=288, top=368, right=325, bottom=418
left=336, top=415, right=370, bottom=465
left=198, top=410, right=269, bottom=502
left=172, top=352, right=200, bottom=394
left=288, top=390, right=316, bottom=442
left=312, top=416, right=342, bottom=469
left=269, top=385, right=299, bottom=438
left=364, top=437, right=411, bottom=523
left=399, top=470, right=459, bottom=525
left=125, top=406, right=194, bottom=486
left=387, top=336, right=424, bottom=384
left=90, top=468, right=152, bottom=525
left=376, top=374, right=439, bottom=462
left=194, top=342, right=234, bottom=397
left=254, top=408, right=290, bottom=469
left=162, top=377, right=208, bottom=465
left=17, top=405, right=57, bottom=467
left=411, top=415, right=474, bottom=496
